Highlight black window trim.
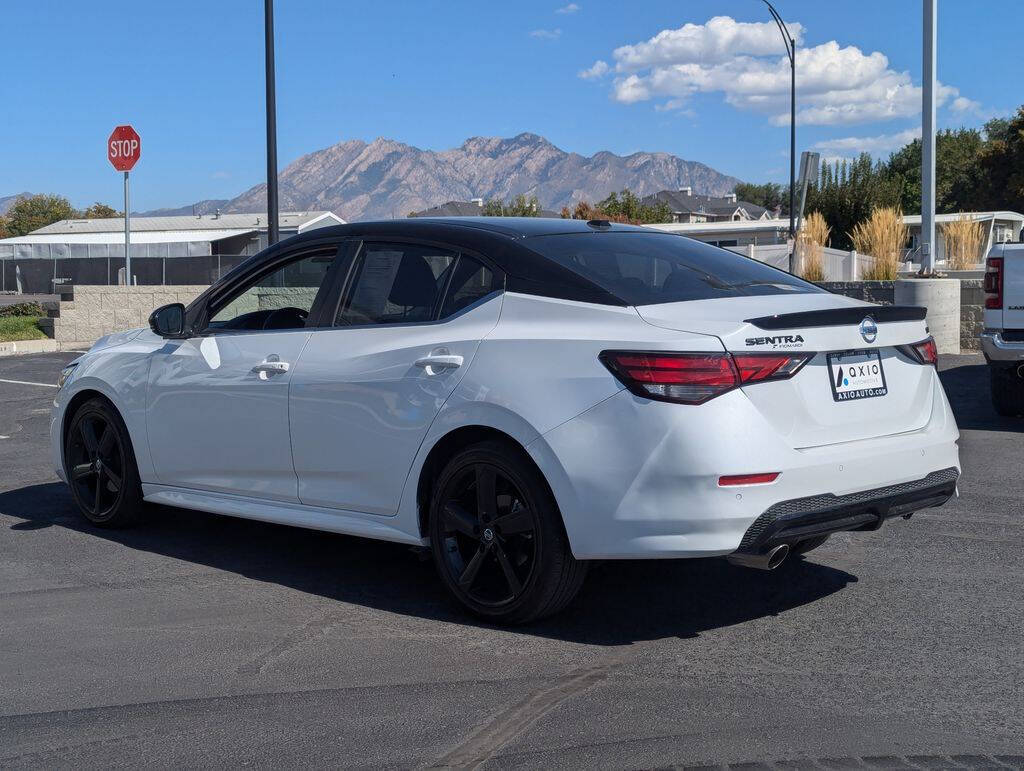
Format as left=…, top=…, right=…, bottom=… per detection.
left=324, top=237, right=505, bottom=331
left=190, top=239, right=347, bottom=337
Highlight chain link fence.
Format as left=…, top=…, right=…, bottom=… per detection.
left=0, top=255, right=250, bottom=295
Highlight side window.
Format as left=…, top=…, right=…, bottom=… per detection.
left=439, top=256, right=496, bottom=319
left=335, top=243, right=456, bottom=326
left=207, top=248, right=336, bottom=331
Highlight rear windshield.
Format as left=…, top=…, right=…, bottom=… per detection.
left=525, top=231, right=823, bottom=306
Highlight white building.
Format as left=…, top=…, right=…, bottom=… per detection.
left=0, top=211, right=344, bottom=292
left=902, top=211, right=1023, bottom=263
left=645, top=218, right=791, bottom=247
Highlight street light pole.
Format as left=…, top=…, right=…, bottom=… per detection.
left=761, top=0, right=796, bottom=271
left=921, top=0, right=937, bottom=274
left=265, top=0, right=280, bottom=247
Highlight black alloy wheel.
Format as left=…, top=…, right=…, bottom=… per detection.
left=65, top=399, right=143, bottom=527
left=437, top=462, right=539, bottom=607
left=429, top=440, right=587, bottom=624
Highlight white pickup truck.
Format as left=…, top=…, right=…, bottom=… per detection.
left=982, top=242, right=1024, bottom=416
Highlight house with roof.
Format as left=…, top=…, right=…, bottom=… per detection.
left=641, top=188, right=771, bottom=224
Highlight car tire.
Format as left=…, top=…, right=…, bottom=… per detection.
left=790, top=534, right=829, bottom=556
left=428, top=439, right=587, bottom=624
left=64, top=397, right=144, bottom=528
left=990, top=365, right=1024, bottom=417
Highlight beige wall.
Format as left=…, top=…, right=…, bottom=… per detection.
left=49, top=285, right=207, bottom=349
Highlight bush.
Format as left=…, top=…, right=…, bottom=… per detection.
left=0, top=301, right=44, bottom=318
left=850, top=207, right=907, bottom=281
left=0, top=316, right=46, bottom=342
left=796, top=212, right=830, bottom=282
left=942, top=215, right=985, bottom=270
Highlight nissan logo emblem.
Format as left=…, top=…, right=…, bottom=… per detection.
left=859, top=317, right=878, bottom=343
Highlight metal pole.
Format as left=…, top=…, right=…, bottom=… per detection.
left=921, top=0, right=937, bottom=274
left=265, top=0, right=280, bottom=246
left=762, top=1, right=796, bottom=271
left=789, top=48, right=796, bottom=247
left=124, top=171, right=132, bottom=285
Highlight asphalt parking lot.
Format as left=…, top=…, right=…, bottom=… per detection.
left=0, top=351, right=1021, bottom=769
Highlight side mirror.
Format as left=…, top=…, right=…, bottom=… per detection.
left=149, top=303, right=186, bottom=338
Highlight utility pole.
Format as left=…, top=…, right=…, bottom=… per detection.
left=265, top=0, right=280, bottom=246
left=921, top=0, right=937, bottom=274
left=762, top=1, right=796, bottom=272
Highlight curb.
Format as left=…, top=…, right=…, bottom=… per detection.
left=0, top=339, right=60, bottom=357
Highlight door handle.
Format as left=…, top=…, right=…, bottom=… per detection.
left=414, top=354, right=463, bottom=372
left=252, top=360, right=291, bottom=379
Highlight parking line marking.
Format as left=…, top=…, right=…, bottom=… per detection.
left=0, top=378, right=58, bottom=389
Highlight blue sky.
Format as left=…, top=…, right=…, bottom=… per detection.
left=1, top=0, right=1018, bottom=212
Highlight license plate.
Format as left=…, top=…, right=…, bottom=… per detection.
left=827, top=349, right=887, bottom=402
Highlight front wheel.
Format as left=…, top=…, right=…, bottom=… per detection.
left=428, top=440, right=587, bottom=624
left=64, top=397, right=144, bottom=527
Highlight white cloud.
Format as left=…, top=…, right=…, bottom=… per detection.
left=556, top=3, right=580, bottom=13
left=530, top=28, right=562, bottom=40
left=579, top=60, right=609, bottom=79
left=583, top=15, right=979, bottom=127
left=951, top=95, right=982, bottom=114
left=611, top=16, right=805, bottom=71
left=814, top=127, right=921, bottom=155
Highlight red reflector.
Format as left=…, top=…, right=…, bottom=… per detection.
left=719, top=472, right=780, bottom=486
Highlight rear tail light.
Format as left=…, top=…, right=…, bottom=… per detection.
left=984, top=257, right=1003, bottom=309
left=902, top=336, right=939, bottom=366
left=600, top=351, right=812, bottom=405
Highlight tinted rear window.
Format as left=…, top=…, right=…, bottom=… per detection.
left=525, top=232, right=822, bottom=305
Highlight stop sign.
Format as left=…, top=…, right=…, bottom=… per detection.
left=108, top=125, right=141, bottom=172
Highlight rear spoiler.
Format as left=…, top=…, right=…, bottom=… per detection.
left=745, top=305, right=927, bottom=330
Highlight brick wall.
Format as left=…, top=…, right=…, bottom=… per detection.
left=43, top=285, right=207, bottom=350
left=821, top=279, right=983, bottom=351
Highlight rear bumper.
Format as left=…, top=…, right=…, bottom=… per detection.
left=532, top=369, right=960, bottom=560
left=733, top=467, right=958, bottom=555
left=981, top=330, right=1024, bottom=362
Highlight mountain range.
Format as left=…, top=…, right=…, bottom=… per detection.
left=145, top=133, right=743, bottom=222
left=0, top=193, right=33, bottom=215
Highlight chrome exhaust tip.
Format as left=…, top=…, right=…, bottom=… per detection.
left=1016, top=364, right=1024, bottom=379
left=727, top=543, right=790, bottom=571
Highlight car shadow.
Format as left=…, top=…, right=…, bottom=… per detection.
left=1, top=482, right=857, bottom=646
left=938, top=362, right=1024, bottom=432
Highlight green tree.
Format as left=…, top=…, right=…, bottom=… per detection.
left=805, top=154, right=904, bottom=250
left=568, top=189, right=671, bottom=224
left=481, top=194, right=541, bottom=217
left=975, top=107, right=1024, bottom=214
left=885, top=128, right=986, bottom=215
left=734, top=182, right=789, bottom=215
left=3, top=194, right=76, bottom=236
left=81, top=202, right=120, bottom=218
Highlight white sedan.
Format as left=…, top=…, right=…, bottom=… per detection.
left=51, top=218, right=961, bottom=623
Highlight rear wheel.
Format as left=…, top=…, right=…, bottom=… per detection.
left=64, top=398, right=144, bottom=528
left=428, top=440, right=586, bottom=624
left=990, top=365, right=1024, bottom=417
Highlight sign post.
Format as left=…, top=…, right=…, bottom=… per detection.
left=107, top=125, right=141, bottom=285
